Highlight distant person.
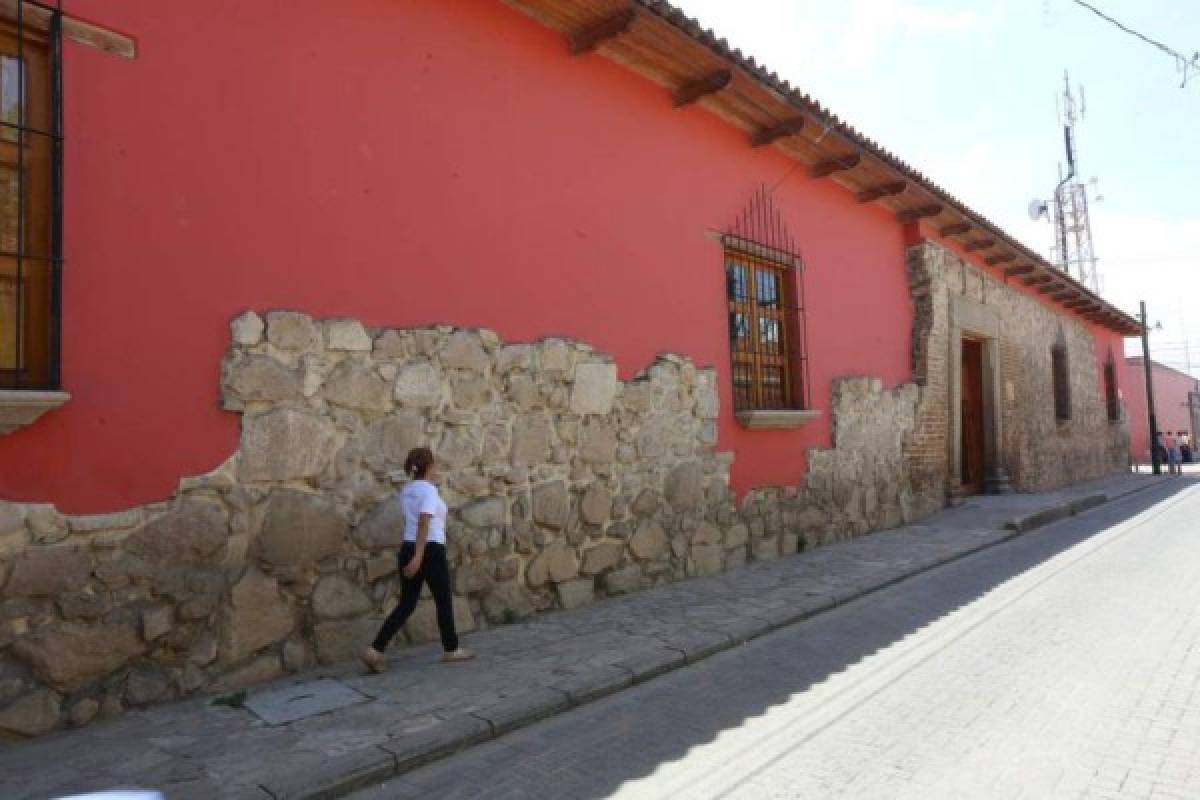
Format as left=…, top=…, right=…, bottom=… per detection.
left=1181, top=432, right=1193, bottom=465
left=1164, top=431, right=1181, bottom=475
left=361, top=447, right=474, bottom=673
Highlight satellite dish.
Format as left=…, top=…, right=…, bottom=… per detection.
left=1027, top=198, right=1048, bottom=221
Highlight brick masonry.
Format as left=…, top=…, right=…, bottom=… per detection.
left=906, top=241, right=1128, bottom=495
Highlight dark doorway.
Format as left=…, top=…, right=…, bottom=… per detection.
left=960, top=337, right=986, bottom=494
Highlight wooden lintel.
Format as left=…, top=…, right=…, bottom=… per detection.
left=938, top=222, right=971, bottom=237
left=1004, top=264, right=1035, bottom=278
left=856, top=180, right=907, bottom=203
left=750, top=117, right=806, bottom=148
left=809, top=153, right=861, bottom=178
left=985, top=253, right=1017, bottom=266
left=896, top=204, right=944, bottom=224
left=568, top=7, right=637, bottom=56
left=0, top=0, right=136, bottom=59
left=963, top=239, right=995, bottom=252
left=672, top=69, right=733, bottom=107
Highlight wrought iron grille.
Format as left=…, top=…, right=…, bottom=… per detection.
left=1, top=0, right=63, bottom=390
left=722, top=185, right=810, bottom=412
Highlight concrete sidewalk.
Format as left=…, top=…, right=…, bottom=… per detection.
left=0, top=473, right=1171, bottom=800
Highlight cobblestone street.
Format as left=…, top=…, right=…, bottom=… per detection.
left=353, top=478, right=1200, bottom=800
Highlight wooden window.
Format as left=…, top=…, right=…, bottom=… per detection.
left=1, top=10, right=60, bottom=390
left=1104, top=356, right=1120, bottom=422
left=725, top=250, right=800, bottom=411
left=1052, top=341, right=1071, bottom=421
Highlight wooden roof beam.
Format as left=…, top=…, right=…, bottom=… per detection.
left=810, top=153, right=861, bottom=178
left=750, top=118, right=806, bottom=148
left=568, top=7, right=637, bottom=55
left=1004, top=264, right=1035, bottom=278
left=856, top=180, right=907, bottom=203
left=1024, top=273, right=1052, bottom=286
left=0, top=0, right=137, bottom=59
left=939, top=222, right=971, bottom=236
left=896, top=204, right=944, bottom=224
left=963, top=239, right=995, bottom=252
left=986, top=252, right=1017, bottom=266
left=1066, top=298, right=1098, bottom=310
left=1038, top=282, right=1066, bottom=294
left=1052, top=289, right=1081, bottom=301
left=673, top=70, right=733, bottom=107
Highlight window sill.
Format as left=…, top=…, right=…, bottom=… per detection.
left=0, top=390, right=70, bottom=435
left=736, top=409, right=822, bottom=430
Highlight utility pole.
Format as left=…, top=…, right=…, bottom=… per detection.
left=1140, top=301, right=1161, bottom=475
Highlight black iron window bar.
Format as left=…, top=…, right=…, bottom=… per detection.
left=1, top=0, right=63, bottom=390
left=722, top=184, right=810, bottom=412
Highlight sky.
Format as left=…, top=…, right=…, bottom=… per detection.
left=673, top=0, right=1200, bottom=376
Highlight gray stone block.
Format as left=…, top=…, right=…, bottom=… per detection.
left=1069, top=493, right=1108, bottom=514
left=469, top=687, right=570, bottom=735
left=664, top=629, right=734, bottom=663
left=383, top=712, right=493, bottom=772
left=258, top=745, right=396, bottom=800
left=617, top=645, right=688, bottom=684
left=548, top=664, right=633, bottom=704
left=1004, top=504, right=1071, bottom=533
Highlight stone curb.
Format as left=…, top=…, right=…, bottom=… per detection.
left=289, top=479, right=1167, bottom=800
left=1003, top=485, right=1148, bottom=534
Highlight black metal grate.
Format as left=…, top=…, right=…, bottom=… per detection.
left=1, top=0, right=63, bottom=390
left=722, top=185, right=809, bottom=411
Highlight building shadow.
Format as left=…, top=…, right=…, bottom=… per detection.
left=389, top=476, right=1200, bottom=799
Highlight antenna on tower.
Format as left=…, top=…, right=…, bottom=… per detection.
left=1030, top=71, right=1103, bottom=293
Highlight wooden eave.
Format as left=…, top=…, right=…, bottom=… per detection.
left=500, top=0, right=1141, bottom=335
left=1004, top=264, right=1035, bottom=278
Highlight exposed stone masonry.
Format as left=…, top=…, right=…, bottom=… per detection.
left=907, top=242, right=1129, bottom=493
left=0, top=312, right=916, bottom=737
left=0, top=272, right=1127, bottom=736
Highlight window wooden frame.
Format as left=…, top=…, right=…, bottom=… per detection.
left=1051, top=342, right=1071, bottom=422
left=1, top=11, right=60, bottom=391
left=1103, top=356, right=1120, bottom=423
left=725, top=247, right=804, bottom=412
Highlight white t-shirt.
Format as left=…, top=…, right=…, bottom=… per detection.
left=401, top=479, right=447, bottom=545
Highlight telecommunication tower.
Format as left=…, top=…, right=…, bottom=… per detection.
left=1028, top=72, right=1103, bottom=293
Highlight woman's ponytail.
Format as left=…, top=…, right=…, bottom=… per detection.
left=403, top=447, right=434, bottom=480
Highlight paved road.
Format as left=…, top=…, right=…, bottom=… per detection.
left=349, top=478, right=1200, bottom=800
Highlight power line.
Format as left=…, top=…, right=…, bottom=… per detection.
left=1068, top=0, right=1200, bottom=87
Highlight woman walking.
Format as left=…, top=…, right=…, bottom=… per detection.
left=362, top=447, right=474, bottom=672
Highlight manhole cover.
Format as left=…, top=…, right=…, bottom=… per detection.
left=244, top=678, right=369, bottom=725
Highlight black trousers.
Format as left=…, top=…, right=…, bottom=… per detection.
left=372, top=541, right=459, bottom=653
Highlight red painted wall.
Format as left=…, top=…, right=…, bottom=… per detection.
left=1125, top=357, right=1198, bottom=462
left=0, top=0, right=1105, bottom=512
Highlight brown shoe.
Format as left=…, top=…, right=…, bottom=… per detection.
left=441, top=647, right=475, bottom=663
left=361, top=647, right=388, bottom=674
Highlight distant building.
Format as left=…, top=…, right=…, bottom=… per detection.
left=1125, top=357, right=1199, bottom=462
